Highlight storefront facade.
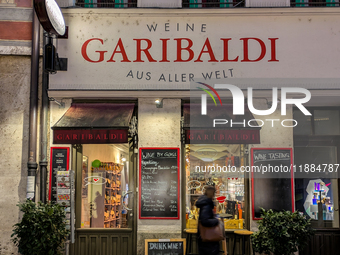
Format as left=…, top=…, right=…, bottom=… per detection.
left=47, top=7, right=340, bottom=255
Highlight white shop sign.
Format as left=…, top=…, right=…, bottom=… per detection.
left=50, top=10, right=340, bottom=90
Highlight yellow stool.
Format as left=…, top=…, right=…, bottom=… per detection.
left=184, top=228, right=198, bottom=255
left=232, top=230, right=254, bottom=255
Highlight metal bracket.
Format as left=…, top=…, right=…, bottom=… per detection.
left=55, top=55, right=68, bottom=71
left=244, top=145, right=250, bottom=155
left=49, top=97, right=65, bottom=108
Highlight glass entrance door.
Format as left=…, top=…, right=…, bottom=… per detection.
left=80, top=144, right=131, bottom=229
left=73, top=143, right=136, bottom=255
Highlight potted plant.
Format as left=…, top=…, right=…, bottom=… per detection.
left=251, top=209, right=314, bottom=255
left=11, top=199, right=70, bottom=255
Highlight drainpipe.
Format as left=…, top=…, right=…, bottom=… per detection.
left=27, top=10, right=40, bottom=201
left=39, top=32, right=49, bottom=203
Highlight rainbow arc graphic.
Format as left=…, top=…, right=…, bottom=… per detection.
left=197, top=82, right=223, bottom=106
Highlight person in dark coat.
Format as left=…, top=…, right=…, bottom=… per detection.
left=195, top=186, right=221, bottom=255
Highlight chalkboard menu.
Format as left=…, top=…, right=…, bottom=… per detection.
left=139, top=148, right=180, bottom=219
left=49, top=147, right=70, bottom=201
left=145, top=239, right=185, bottom=255
left=251, top=148, right=294, bottom=220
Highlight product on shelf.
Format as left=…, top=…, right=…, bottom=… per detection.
left=91, top=162, right=123, bottom=228
left=224, top=219, right=244, bottom=229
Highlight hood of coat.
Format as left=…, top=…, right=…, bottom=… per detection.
left=195, top=195, right=214, bottom=209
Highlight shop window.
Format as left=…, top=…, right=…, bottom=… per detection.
left=76, top=0, right=137, bottom=8
left=81, top=144, right=130, bottom=229
left=314, top=110, right=340, bottom=135
left=185, top=144, right=246, bottom=230
left=293, top=109, right=312, bottom=136
left=291, top=0, right=339, bottom=7
left=182, top=0, right=245, bottom=8
left=294, top=146, right=339, bottom=228
left=294, top=108, right=340, bottom=136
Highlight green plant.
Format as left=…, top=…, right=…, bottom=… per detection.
left=251, top=208, right=314, bottom=255
left=11, top=199, right=70, bottom=255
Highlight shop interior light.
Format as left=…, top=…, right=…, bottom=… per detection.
left=120, top=154, right=126, bottom=163
left=155, top=99, right=163, bottom=108
left=201, top=158, right=213, bottom=162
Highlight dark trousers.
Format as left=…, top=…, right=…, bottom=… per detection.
left=197, top=237, right=220, bottom=255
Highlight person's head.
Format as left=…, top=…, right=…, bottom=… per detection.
left=204, top=185, right=216, bottom=199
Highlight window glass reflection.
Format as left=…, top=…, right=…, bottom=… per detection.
left=81, top=144, right=129, bottom=229
left=314, top=110, right=340, bottom=135
left=185, top=144, right=245, bottom=230
left=293, top=109, right=312, bottom=135
left=294, top=146, right=339, bottom=228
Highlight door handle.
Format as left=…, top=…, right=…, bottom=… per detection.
left=122, top=191, right=133, bottom=211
